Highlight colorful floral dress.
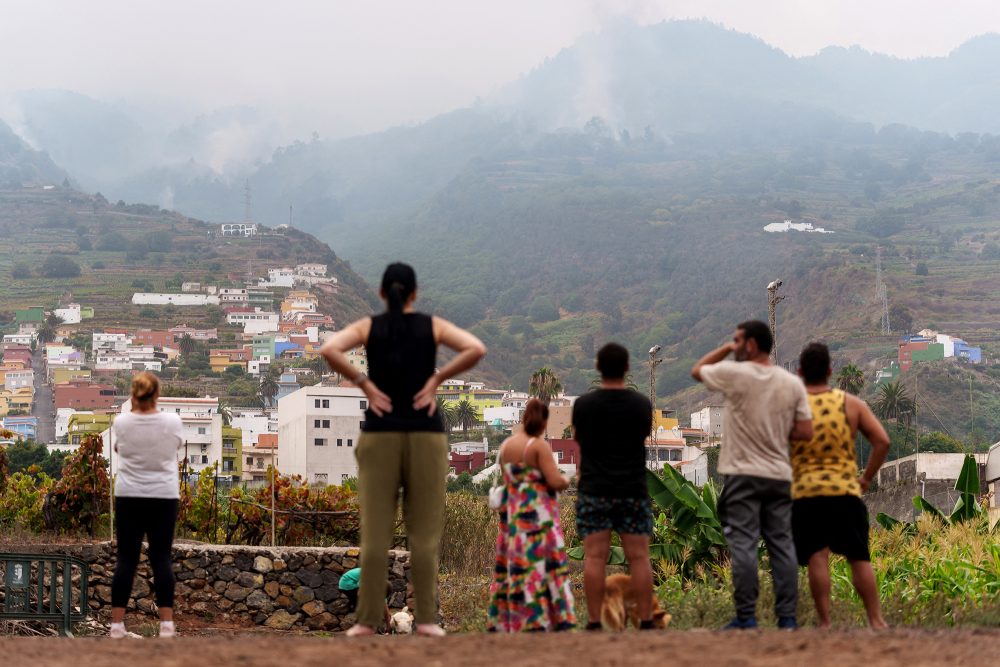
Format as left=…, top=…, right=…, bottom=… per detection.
left=486, top=458, right=576, bottom=632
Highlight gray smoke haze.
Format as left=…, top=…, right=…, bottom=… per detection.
left=2, top=0, right=1000, bottom=140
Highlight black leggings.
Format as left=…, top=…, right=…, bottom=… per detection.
left=111, top=497, right=178, bottom=609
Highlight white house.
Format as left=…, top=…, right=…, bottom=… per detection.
left=261, top=268, right=295, bottom=288
left=219, top=288, right=249, bottom=303
left=54, top=303, right=82, bottom=324
left=181, top=282, right=203, bottom=292
left=277, top=384, right=367, bottom=486
left=132, top=293, right=221, bottom=306
left=220, top=223, right=257, bottom=237
left=4, top=369, right=34, bottom=392
left=295, top=263, right=328, bottom=277
left=93, top=333, right=129, bottom=353
left=690, top=406, right=725, bottom=443
left=105, top=397, right=234, bottom=478
left=3, top=333, right=35, bottom=347
left=227, top=309, right=280, bottom=334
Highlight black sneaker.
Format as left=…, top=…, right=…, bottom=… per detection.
left=777, top=616, right=798, bottom=630
left=723, top=616, right=758, bottom=630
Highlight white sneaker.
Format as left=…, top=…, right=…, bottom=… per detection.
left=159, top=621, right=176, bottom=638
left=109, top=622, right=127, bottom=639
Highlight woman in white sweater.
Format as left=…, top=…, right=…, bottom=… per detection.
left=109, top=372, right=183, bottom=639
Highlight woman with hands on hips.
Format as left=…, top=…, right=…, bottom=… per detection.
left=320, top=262, right=486, bottom=637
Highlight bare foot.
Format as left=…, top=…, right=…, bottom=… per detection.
left=415, top=624, right=446, bottom=637
left=346, top=624, right=377, bottom=637
left=869, top=618, right=889, bottom=631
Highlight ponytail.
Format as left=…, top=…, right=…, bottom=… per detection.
left=380, top=263, right=417, bottom=358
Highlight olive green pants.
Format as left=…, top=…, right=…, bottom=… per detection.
left=355, top=431, right=449, bottom=626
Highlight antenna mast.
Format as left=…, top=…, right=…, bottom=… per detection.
left=876, top=246, right=891, bottom=334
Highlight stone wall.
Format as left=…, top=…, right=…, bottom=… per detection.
left=20, top=543, right=412, bottom=631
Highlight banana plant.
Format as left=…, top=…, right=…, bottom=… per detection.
left=876, top=454, right=985, bottom=531
left=567, top=465, right=727, bottom=578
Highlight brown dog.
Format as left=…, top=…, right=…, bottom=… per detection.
left=600, top=573, right=672, bottom=631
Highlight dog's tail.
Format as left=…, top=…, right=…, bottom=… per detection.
left=600, top=585, right=626, bottom=631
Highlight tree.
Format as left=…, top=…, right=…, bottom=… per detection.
left=915, top=262, right=929, bottom=276
left=561, top=425, right=573, bottom=439
left=436, top=397, right=457, bottom=431
left=218, top=401, right=234, bottom=427
left=97, top=231, right=128, bottom=251
left=11, top=262, right=31, bottom=279
left=529, top=367, right=563, bottom=405
left=889, top=304, right=913, bottom=334
left=36, top=313, right=64, bottom=344
left=454, top=399, right=479, bottom=439
left=871, top=381, right=913, bottom=424
left=178, top=334, right=197, bottom=358
left=259, top=374, right=280, bottom=407
left=40, top=255, right=81, bottom=278
left=836, top=364, right=865, bottom=395
left=918, top=431, right=964, bottom=453
left=528, top=295, right=559, bottom=322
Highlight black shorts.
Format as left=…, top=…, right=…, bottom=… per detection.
left=792, top=495, right=871, bottom=566
left=575, top=493, right=653, bottom=538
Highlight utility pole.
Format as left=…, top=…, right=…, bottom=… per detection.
left=876, top=246, right=891, bottom=335
left=648, top=345, right=664, bottom=470
left=767, top=280, right=784, bottom=364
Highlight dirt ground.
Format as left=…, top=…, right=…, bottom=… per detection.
left=2, top=628, right=998, bottom=667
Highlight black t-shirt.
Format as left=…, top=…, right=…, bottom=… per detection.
left=572, top=389, right=652, bottom=499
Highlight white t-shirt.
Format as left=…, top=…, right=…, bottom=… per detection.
left=112, top=411, right=184, bottom=499
left=699, top=360, right=811, bottom=482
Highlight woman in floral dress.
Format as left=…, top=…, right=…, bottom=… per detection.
left=487, top=399, right=576, bottom=632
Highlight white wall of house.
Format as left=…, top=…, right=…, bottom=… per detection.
left=278, top=385, right=367, bottom=486
left=132, top=293, right=221, bottom=306
left=54, top=304, right=82, bottom=324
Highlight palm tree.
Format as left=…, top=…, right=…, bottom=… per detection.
left=836, top=364, right=865, bottom=395
left=217, top=400, right=233, bottom=426
left=436, top=397, right=457, bottom=432
left=590, top=372, right=640, bottom=392
left=872, top=381, right=914, bottom=424
left=259, top=374, right=280, bottom=407
left=36, top=313, right=64, bottom=345
left=454, top=399, right=479, bottom=439
left=177, top=334, right=197, bottom=359
left=529, top=367, right=563, bottom=405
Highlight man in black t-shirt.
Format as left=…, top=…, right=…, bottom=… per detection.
left=572, top=343, right=654, bottom=631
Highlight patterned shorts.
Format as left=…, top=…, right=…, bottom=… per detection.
left=575, top=493, right=653, bottom=538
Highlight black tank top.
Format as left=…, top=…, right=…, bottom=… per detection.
left=363, top=312, right=444, bottom=432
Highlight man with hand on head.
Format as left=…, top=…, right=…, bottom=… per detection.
left=691, top=320, right=813, bottom=630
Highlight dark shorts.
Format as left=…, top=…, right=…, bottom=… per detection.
left=792, top=495, right=871, bottom=566
left=575, top=492, right=653, bottom=538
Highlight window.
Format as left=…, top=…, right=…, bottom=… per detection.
left=359, top=420, right=365, bottom=430
left=314, top=438, right=326, bottom=446
left=322, top=399, right=330, bottom=408
left=198, top=427, right=206, bottom=435
left=314, top=419, right=321, bottom=428
left=314, top=473, right=328, bottom=485
left=347, top=439, right=353, bottom=447
left=360, top=400, right=368, bottom=410
left=246, top=457, right=253, bottom=465
left=337, top=438, right=343, bottom=447
left=555, top=450, right=563, bottom=461
left=314, top=399, right=321, bottom=408
left=175, top=408, right=181, bottom=414
left=322, top=419, right=330, bottom=428
left=341, top=474, right=350, bottom=483
left=201, top=455, right=208, bottom=464
left=189, top=455, right=198, bottom=464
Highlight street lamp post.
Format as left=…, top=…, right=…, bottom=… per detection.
left=648, top=345, right=664, bottom=470
left=767, top=280, right=784, bottom=365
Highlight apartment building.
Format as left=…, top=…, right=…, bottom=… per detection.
left=277, top=384, right=367, bottom=486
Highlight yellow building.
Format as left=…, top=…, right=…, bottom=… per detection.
left=436, top=386, right=505, bottom=420
left=209, top=353, right=246, bottom=374
left=51, top=368, right=93, bottom=384
left=0, top=387, right=34, bottom=417
left=67, top=413, right=112, bottom=444
left=653, top=409, right=679, bottom=432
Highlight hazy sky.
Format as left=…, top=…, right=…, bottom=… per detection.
left=2, top=0, right=1000, bottom=137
